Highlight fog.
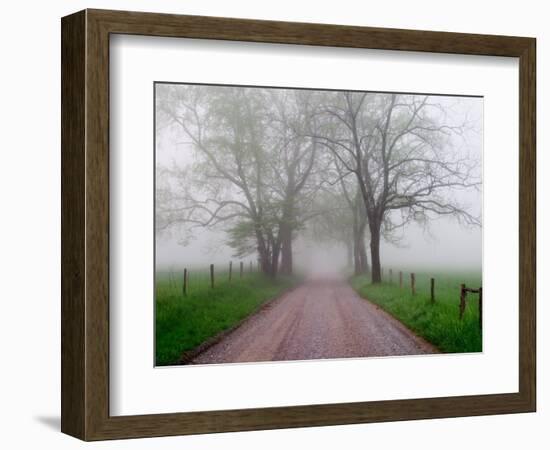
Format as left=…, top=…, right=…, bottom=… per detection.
left=156, top=217, right=481, bottom=272
left=155, top=84, right=482, bottom=275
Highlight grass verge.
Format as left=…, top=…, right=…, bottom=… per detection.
left=350, top=271, right=482, bottom=354
left=155, top=271, right=299, bottom=366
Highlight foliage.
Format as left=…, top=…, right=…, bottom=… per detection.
left=156, top=84, right=481, bottom=282
left=156, top=85, right=320, bottom=276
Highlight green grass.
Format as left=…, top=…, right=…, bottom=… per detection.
left=155, top=269, right=299, bottom=366
left=350, top=271, right=482, bottom=354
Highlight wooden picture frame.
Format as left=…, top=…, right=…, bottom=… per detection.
left=61, top=8, right=536, bottom=441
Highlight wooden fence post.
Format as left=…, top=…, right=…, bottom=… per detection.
left=399, top=271, right=403, bottom=289
left=183, top=268, right=187, bottom=296
left=249, top=261, right=252, bottom=273
left=210, top=264, right=214, bottom=289
left=410, top=273, right=416, bottom=295
left=389, top=269, right=393, bottom=284
left=430, top=278, right=435, bottom=303
left=240, top=261, right=243, bottom=278
left=459, top=284, right=466, bottom=319
left=478, top=287, right=483, bottom=330
left=229, top=261, right=232, bottom=282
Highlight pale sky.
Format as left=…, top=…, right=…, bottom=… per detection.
left=155, top=84, right=482, bottom=273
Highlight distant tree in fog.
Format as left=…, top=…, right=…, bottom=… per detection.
left=156, top=85, right=480, bottom=282
left=263, top=90, right=321, bottom=275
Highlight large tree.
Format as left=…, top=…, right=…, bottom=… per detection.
left=330, top=155, right=369, bottom=275
left=312, top=92, right=480, bottom=283
left=156, top=85, right=319, bottom=277
left=266, top=90, right=319, bottom=275
left=156, top=85, right=283, bottom=276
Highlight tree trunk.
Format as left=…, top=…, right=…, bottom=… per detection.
left=255, top=223, right=276, bottom=277
left=353, top=221, right=361, bottom=275
left=270, top=241, right=281, bottom=278
left=258, top=246, right=271, bottom=276
left=369, top=220, right=382, bottom=283
left=346, top=240, right=353, bottom=268
left=353, top=241, right=361, bottom=275
left=279, top=174, right=296, bottom=276
left=358, top=224, right=369, bottom=273
left=279, top=222, right=293, bottom=276
left=353, top=221, right=369, bottom=275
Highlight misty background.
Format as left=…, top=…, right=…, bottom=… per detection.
left=155, top=84, right=482, bottom=275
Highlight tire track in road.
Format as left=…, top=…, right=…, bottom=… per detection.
left=190, top=277, right=438, bottom=365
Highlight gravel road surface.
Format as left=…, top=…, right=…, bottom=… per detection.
left=191, top=278, right=438, bottom=364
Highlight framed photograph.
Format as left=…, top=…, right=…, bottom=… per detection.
left=61, top=9, right=536, bottom=440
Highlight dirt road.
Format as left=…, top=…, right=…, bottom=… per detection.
left=191, top=278, right=438, bottom=364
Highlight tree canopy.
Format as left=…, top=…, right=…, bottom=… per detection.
left=156, top=85, right=481, bottom=282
